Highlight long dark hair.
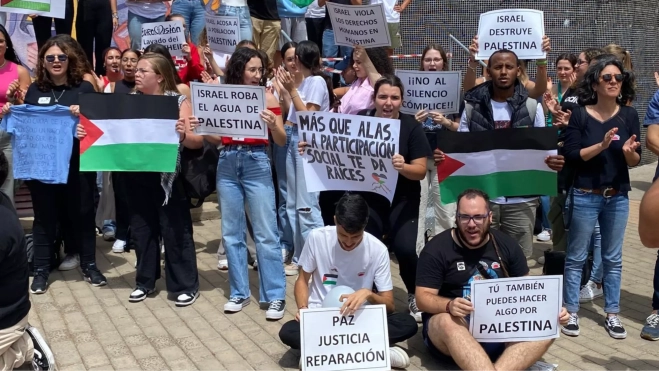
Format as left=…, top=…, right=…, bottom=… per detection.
left=143, top=43, right=182, bottom=84
left=295, top=40, right=335, bottom=107
left=576, top=54, right=635, bottom=106
left=0, top=25, right=20, bottom=65
left=121, top=48, right=142, bottom=59
left=373, top=74, right=404, bottom=99
left=225, top=47, right=265, bottom=85
left=419, top=43, right=448, bottom=71
left=280, top=41, right=297, bottom=59
left=555, top=53, right=577, bottom=68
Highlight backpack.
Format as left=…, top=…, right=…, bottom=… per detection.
left=179, top=139, right=220, bottom=208
left=464, top=98, right=538, bottom=127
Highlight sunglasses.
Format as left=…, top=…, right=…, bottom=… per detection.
left=601, top=73, right=624, bottom=83
left=45, top=54, right=68, bottom=63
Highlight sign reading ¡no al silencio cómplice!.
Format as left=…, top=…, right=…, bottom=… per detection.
left=297, top=111, right=400, bottom=203
left=395, top=70, right=462, bottom=115
left=205, top=14, right=240, bottom=55
left=476, top=9, right=545, bottom=60
left=326, top=2, right=391, bottom=48
left=190, top=82, right=267, bottom=140
left=141, top=21, right=186, bottom=57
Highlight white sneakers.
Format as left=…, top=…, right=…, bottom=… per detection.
left=536, top=229, right=552, bottom=242
left=217, top=258, right=228, bottom=270
left=389, top=346, right=411, bottom=369
left=58, top=254, right=79, bottom=271
left=579, top=280, right=603, bottom=303
left=112, top=239, right=126, bottom=253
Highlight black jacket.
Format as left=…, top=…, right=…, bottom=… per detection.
left=463, top=80, right=536, bottom=131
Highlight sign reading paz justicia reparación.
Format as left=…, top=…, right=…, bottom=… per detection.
left=395, top=70, right=462, bottom=115
left=476, top=9, right=545, bottom=60
left=190, top=82, right=267, bottom=139
left=297, top=111, right=400, bottom=203
left=325, top=2, right=391, bottom=48
left=469, top=275, right=563, bottom=343
left=300, top=305, right=390, bottom=371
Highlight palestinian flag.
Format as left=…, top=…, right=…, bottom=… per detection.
left=322, top=274, right=338, bottom=285
left=435, top=127, right=558, bottom=204
left=79, top=93, right=180, bottom=172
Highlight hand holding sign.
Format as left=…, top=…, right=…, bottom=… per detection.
left=392, top=153, right=405, bottom=171
left=476, top=9, right=546, bottom=60
left=449, top=297, right=474, bottom=318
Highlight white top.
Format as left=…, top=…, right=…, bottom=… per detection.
left=125, top=0, right=167, bottom=19
left=305, top=0, right=325, bottom=18
left=286, top=75, right=330, bottom=124
left=370, top=0, right=399, bottom=23
left=458, top=100, right=546, bottom=205
left=299, top=226, right=394, bottom=309
left=223, top=0, right=247, bottom=6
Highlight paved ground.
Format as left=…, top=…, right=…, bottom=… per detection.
left=24, top=164, right=659, bottom=371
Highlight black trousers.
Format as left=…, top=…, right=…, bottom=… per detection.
left=27, top=171, right=97, bottom=272
left=279, top=312, right=418, bottom=350
left=111, top=172, right=130, bottom=242
left=32, top=0, right=75, bottom=52
left=305, top=18, right=324, bottom=54
left=120, top=172, right=199, bottom=295
left=75, top=0, right=113, bottom=76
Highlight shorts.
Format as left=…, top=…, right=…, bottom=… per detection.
left=387, top=22, right=401, bottom=49
left=279, top=17, right=308, bottom=49
left=421, top=314, right=505, bottom=362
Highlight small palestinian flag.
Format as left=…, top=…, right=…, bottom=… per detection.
left=435, top=127, right=558, bottom=204
left=78, top=93, right=180, bottom=172
left=322, top=274, right=338, bottom=285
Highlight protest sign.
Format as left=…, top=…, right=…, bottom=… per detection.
left=141, top=21, right=186, bottom=57
left=297, top=111, right=400, bottom=202
left=1, top=105, right=76, bottom=184
left=395, top=70, right=462, bottom=115
left=190, top=81, right=267, bottom=139
left=205, top=15, right=240, bottom=55
left=300, top=305, right=390, bottom=371
left=469, top=275, right=563, bottom=343
left=325, top=2, right=390, bottom=48
left=476, top=9, right=545, bottom=60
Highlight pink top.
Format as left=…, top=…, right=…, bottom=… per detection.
left=0, top=62, right=18, bottom=105
left=338, top=77, right=375, bottom=115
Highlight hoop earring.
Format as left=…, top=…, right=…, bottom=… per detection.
left=618, top=93, right=622, bottom=100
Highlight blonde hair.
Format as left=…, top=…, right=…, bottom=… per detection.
left=604, top=44, right=633, bottom=71
left=138, top=54, right=179, bottom=94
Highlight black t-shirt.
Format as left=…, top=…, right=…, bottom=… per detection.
left=416, top=229, right=529, bottom=300
left=248, top=0, right=279, bottom=21
left=0, top=191, right=30, bottom=329
left=324, top=0, right=352, bottom=30
left=559, top=87, right=579, bottom=113
left=357, top=110, right=432, bottom=205
left=114, top=79, right=136, bottom=94
left=563, top=106, right=641, bottom=192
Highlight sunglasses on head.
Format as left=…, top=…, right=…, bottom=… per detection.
left=45, top=54, right=68, bottom=63
left=601, top=73, right=624, bottom=82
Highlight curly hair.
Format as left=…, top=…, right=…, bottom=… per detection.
left=576, top=54, right=635, bottom=106
left=352, top=47, right=393, bottom=75
left=225, top=47, right=265, bottom=85
left=35, top=37, right=88, bottom=91
left=419, top=43, right=448, bottom=72
left=48, top=34, right=94, bottom=73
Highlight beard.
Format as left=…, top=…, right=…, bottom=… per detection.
left=457, top=224, right=490, bottom=248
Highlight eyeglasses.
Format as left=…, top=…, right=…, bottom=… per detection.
left=423, top=58, right=444, bottom=64
left=601, top=73, right=624, bottom=83
left=576, top=59, right=588, bottom=66
left=456, top=213, right=490, bottom=225
left=45, top=54, right=68, bottom=63
left=135, top=68, right=156, bottom=75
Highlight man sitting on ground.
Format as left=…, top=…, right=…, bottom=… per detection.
left=0, top=151, right=55, bottom=370
left=278, top=193, right=418, bottom=369
left=415, top=189, right=568, bottom=370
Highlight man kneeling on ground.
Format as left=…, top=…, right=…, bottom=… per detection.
left=415, top=189, right=569, bottom=370
left=278, top=193, right=418, bottom=369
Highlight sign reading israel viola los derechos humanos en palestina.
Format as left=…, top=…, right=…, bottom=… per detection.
left=325, top=2, right=391, bottom=48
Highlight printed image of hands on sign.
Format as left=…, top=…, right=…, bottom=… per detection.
left=141, top=21, right=187, bottom=57
left=395, top=70, right=462, bottom=115
left=190, top=81, right=267, bottom=140
left=205, top=15, right=240, bottom=55
left=468, top=275, right=563, bottom=343
left=476, top=9, right=545, bottom=60
left=297, top=111, right=400, bottom=202
left=326, top=2, right=391, bottom=48
left=300, top=305, right=390, bottom=371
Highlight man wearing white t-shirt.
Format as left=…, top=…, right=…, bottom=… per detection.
left=278, top=194, right=418, bottom=369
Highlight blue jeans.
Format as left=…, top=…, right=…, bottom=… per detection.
left=563, top=189, right=628, bottom=314
left=322, top=29, right=353, bottom=63
left=589, top=222, right=603, bottom=284
left=273, top=125, right=294, bottom=255
left=217, top=145, right=286, bottom=303
left=128, top=12, right=167, bottom=50
left=171, top=0, right=206, bottom=45
left=285, top=126, right=324, bottom=264
left=540, top=195, right=551, bottom=230
left=216, top=4, right=253, bottom=42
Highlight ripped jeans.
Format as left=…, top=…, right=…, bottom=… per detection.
left=285, top=125, right=324, bottom=264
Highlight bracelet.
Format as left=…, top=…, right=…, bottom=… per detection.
left=179, top=132, right=186, bottom=143
left=536, top=60, right=548, bottom=66
left=290, top=95, right=299, bottom=100
left=446, top=299, right=453, bottom=315
left=298, top=305, right=308, bottom=310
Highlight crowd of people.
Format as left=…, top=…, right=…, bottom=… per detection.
left=0, top=0, right=658, bottom=369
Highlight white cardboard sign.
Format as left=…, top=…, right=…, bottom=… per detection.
left=190, top=82, right=267, bottom=139
left=476, top=9, right=545, bottom=60
left=140, top=21, right=186, bottom=57
left=205, top=15, right=240, bottom=55
left=296, top=111, right=400, bottom=203
left=469, top=275, right=563, bottom=343
left=395, top=70, right=462, bottom=115
left=325, top=2, right=391, bottom=48
left=300, top=305, right=390, bottom=371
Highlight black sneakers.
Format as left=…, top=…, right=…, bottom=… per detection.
left=82, top=263, right=107, bottom=287
left=265, top=300, right=286, bottom=320
left=129, top=287, right=156, bottom=302
left=26, top=326, right=55, bottom=370
left=30, top=271, right=49, bottom=295
left=224, top=297, right=250, bottom=313
left=605, top=315, right=627, bottom=339
left=561, top=313, right=580, bottom=337
left=175, top=291, right=199, bottom=307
